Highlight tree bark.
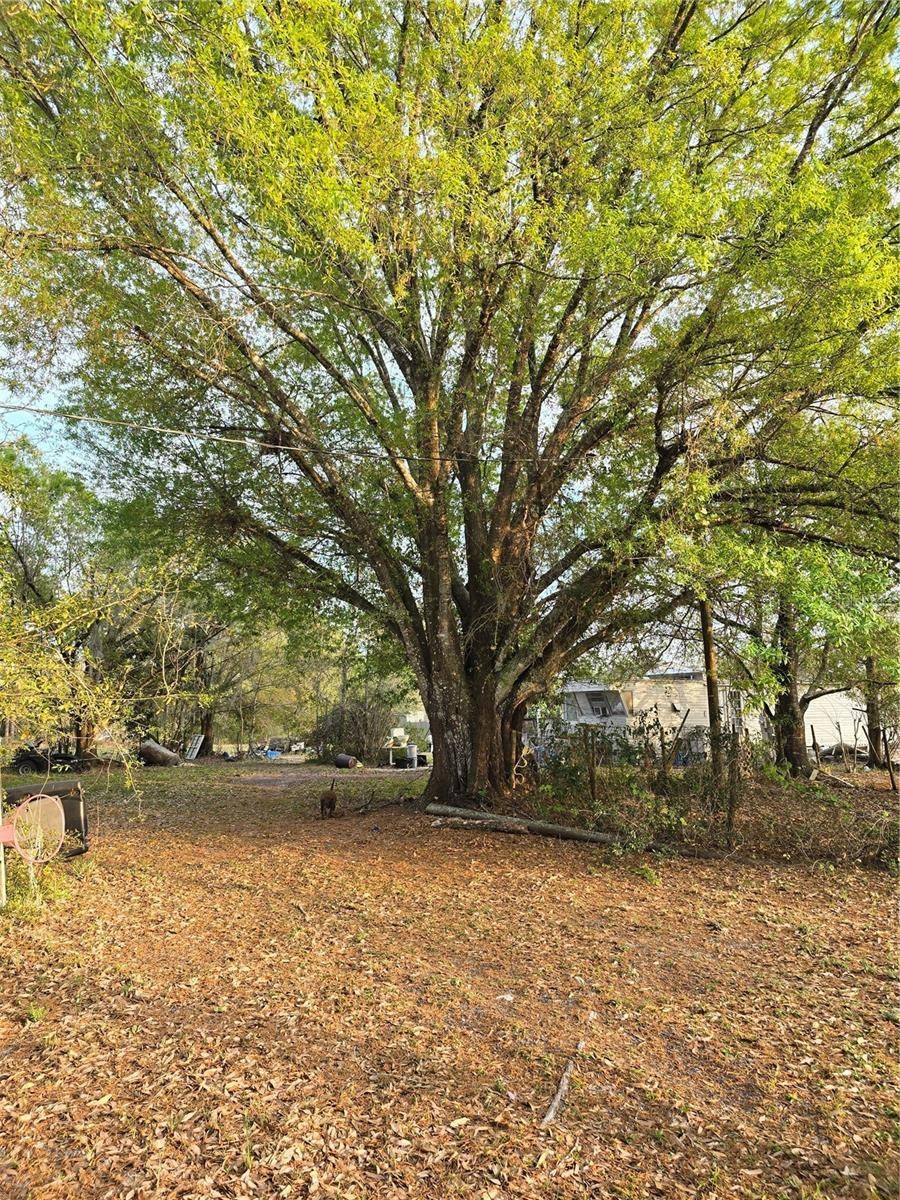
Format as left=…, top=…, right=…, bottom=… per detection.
left=423, top=669, right=513, bottom=804
left=198, top=709, right=215, bottom=757
left=772, top=600, right=809, bottom=775
left=73, top=714, right=96, bottom=761
left=698, top=598, right=725, bottom=794
left=864, top=656, right=884, bottom=767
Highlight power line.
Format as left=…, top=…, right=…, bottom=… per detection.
left=0, top=401, right=601, bottom=467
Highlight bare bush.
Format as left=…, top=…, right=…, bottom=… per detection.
left=310, top=695, right=395, bottom=763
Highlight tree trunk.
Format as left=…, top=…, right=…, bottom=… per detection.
left=698, top=598, right=725, bottom=794
left=773, top=600, right=809, bottom=775
left=73, top=714, right=96, bottom=760
left=424, top=671, right=510, bottom=804
left=198, top=709, right=215, bottom=756
left=501, top=702, right=527, bottom=791
left=864, top=656, right=884, bottom=768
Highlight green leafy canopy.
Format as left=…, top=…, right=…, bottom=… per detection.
left=0, top=1, right=896, bottom=793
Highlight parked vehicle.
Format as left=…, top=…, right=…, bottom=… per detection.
left=11, top=744, right=84, bottom=776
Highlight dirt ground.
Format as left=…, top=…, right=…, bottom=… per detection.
left=1, top=762, right=896, bottom=1199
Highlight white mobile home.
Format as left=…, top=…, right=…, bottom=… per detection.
left=799, top=691, right=869, bottom=750
left=562, top=672, right=757, bottom=740
left=562, top=674, right=865, bottom=749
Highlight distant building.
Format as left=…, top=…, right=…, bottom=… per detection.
left=401, top=702, right=429, bottom=727
left=561, top=673, right=865, bottom=749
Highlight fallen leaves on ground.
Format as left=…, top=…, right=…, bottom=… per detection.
left=1, top=763, right=895, bottom=1198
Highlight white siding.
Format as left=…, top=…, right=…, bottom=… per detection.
left=631, top=677, right=709, bottom=732
left=562, top=676, right=841, bottom=745
left=564, top=677, right=719, bottom=735
left=804, top=691, right=866, bottom=748
left=564, top=677, right=755, bottom=733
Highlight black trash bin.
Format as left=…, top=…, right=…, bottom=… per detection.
left=4, top=780, right=89, bottom=857
left=59, top=790, right=89, bottom=858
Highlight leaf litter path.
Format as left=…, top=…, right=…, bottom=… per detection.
left=0, top=764, right=895, bottom=1199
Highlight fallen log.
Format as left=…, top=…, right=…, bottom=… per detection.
left=426, top=803, right=836, bottom=867
left=425, top=803, right=757, bottom=861
left=138, top=738, right=181, bottom=767
left=431, top=816, right=529, bottom=835
left=425, top=803, right=621, bottom=846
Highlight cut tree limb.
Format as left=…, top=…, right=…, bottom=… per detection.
left=425, top=804, right=733, bottom=857
left=425, top=804, right=621, bottom=846
left=540, top=1040, right=586, bottom=1127
left=431, top=816, right=528, bottom=834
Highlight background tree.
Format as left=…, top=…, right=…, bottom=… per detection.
left=305, top=618, right=418, bottom=760
left=0, top=440, right=133, bottom=757
left=0, top=1, right=896, bottom=798
left=696, top=539, right=898, bottom=773
left=0, top=439, right=98, bottom=606
left=661, top=410, right=898, bottom=774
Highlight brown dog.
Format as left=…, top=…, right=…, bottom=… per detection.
left=319, top=778, right=337, bottom=819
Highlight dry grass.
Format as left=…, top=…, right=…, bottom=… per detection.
left=1, top=762, right=896, bottom=1198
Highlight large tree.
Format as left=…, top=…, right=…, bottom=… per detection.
left=0, top=1, right=896, bottom=799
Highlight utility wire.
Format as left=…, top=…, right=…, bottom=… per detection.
left=0, top=401, right=605, bottom=467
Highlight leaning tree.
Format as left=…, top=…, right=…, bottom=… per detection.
left=0, top=1, right=896, bottom=799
